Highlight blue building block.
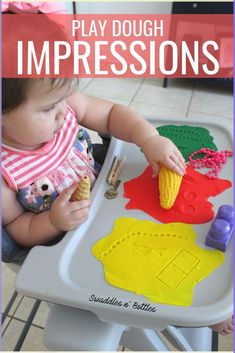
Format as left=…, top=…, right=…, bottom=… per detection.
left=205, top=205, right=234, bottom=252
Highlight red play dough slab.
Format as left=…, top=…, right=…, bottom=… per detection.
left=123, top=166, right=232, bottom=224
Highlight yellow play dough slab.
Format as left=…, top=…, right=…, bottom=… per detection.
left=92, top=218, right=224, bottom=306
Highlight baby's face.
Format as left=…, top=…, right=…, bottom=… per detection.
left=2, top=80, right=73, bottom=150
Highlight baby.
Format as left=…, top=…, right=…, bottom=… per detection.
left=2, top=77, right=186, bottom=247
left=2, top=78, right=233, bottom=336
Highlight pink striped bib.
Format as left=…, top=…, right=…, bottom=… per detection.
left=2, top=106, right=98, bottom=213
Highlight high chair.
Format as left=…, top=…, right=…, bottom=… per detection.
left=43, top=303, right=215, bottom=351
left=2, top=200, right=218, bottom=351
left=3, top=117, right=233, bottom=351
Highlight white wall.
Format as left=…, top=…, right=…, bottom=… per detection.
left=76, top=2, right=172, bottom=14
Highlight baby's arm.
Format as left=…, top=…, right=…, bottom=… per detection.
left=67, top=92, right=186, bottom=176
left=2, top=179, right=91, bottom=247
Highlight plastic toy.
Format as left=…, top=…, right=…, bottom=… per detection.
left=71, top=175, right=91, bottom=201
left=205, top=205, right=234, bottom=251
left=158, top=166, right=183, bottom=209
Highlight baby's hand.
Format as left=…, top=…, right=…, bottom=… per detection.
left=49, top=183, right=92, bottom=231
left=141, top=135, right=186, bottom=176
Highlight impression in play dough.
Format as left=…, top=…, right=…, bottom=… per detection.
left=157, top=125, right=218, bottom=161
left=123, top=166, right=231, bottom=224
left=92, top=218, right=224, bottom=306
left=183, top=191, right=198, bottom=201
left=180, top=204, right=196, bottom=214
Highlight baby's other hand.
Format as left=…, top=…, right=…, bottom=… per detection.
left=141, top=135, right=186, bottom=176
left=49, top=183, right=92, bottom=231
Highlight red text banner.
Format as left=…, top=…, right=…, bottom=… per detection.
left=2, top=14, right=233, bottom=78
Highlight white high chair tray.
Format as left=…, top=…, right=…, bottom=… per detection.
left=16, top=117, right=233, bottom=330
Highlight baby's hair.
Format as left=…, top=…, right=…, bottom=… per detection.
left=3, top=13, right=75, bottom=104
left=2, top=78, right=76, bottom=113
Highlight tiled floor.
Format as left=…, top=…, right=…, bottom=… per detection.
left=2, top=78, right=233, bottom=351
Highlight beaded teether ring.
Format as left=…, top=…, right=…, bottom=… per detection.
left=189, top=148, right=233, bottom=179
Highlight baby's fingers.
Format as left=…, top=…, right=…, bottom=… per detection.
left=166, top=156, right=185, bottom=176
left=70, top=206, right=90, bottom=224
left=170, top=153, right=186, bottom=175
left=59, top=183, right=79, bottom=203
left=69, top=199, right=92, bottom=212
left=151, top=161, right=160, bottom=176
left=221, top=328, right=233, bottom=336
left=174, top=151, right=186, bottom=169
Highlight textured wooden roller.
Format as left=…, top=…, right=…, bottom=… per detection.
left=71, top=175, right=91, bottom=201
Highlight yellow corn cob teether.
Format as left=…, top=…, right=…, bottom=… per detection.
left=158, top=166, right=183, bottom=209
left=72, top=175, right=91, bottom=201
